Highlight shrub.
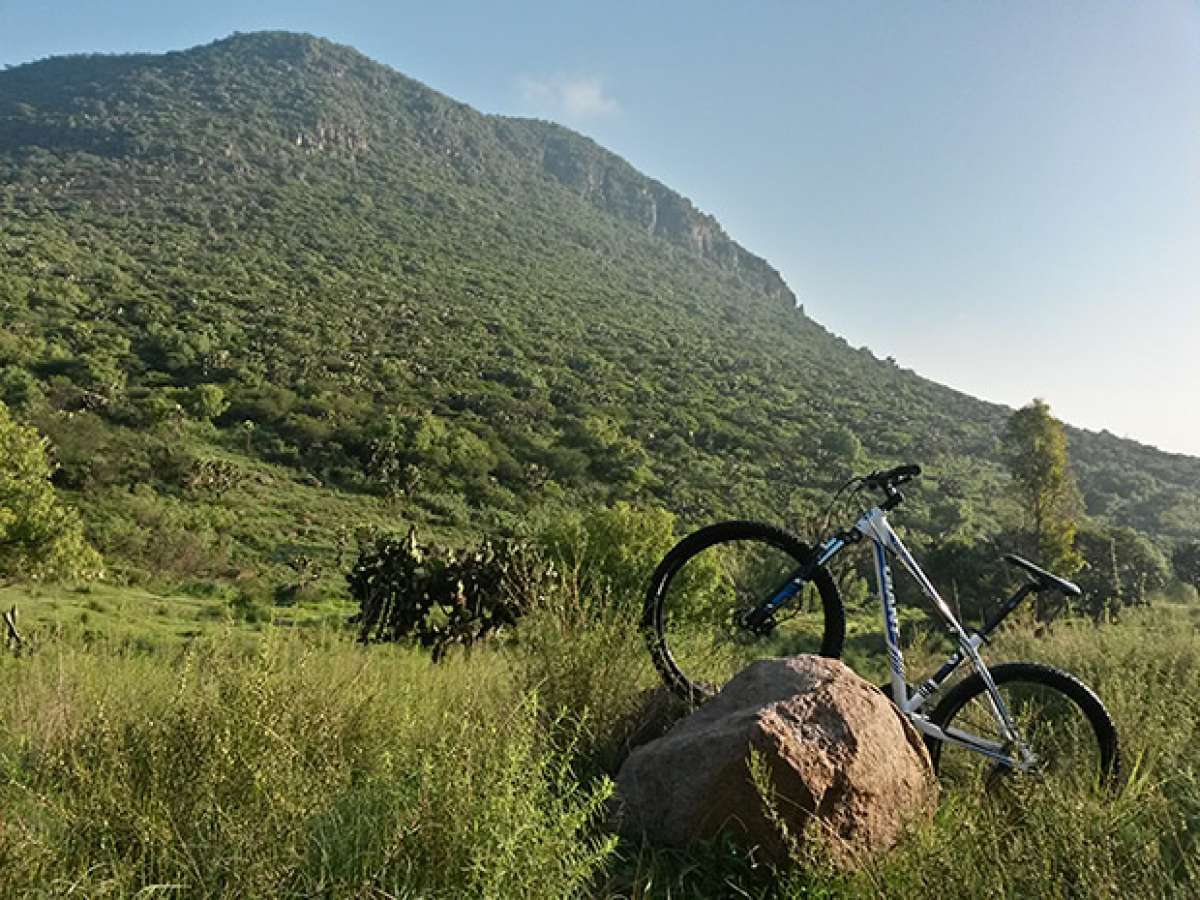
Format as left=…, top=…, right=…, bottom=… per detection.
left=348, top=527, right=556, bottom=659
left=88, top=486, right=232, bottom=581
left=0, top=399, right=103, bottom=581
left=534, top=502, right=680, bottom=612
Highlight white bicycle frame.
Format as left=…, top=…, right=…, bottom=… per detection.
left=811, top=505, right=1038, bottom=770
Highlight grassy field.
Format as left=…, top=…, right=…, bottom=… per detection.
left=0, top=581, right=353, bottom=651
left=0, top=589, right=1197, bottom=898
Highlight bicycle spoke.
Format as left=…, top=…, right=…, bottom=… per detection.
left=652, top=530, right=833, bottom=698
left=936, top=678, right=1105, bottom=792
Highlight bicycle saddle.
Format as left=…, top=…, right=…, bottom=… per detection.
left=1002, top=554, right=1082, bottom=597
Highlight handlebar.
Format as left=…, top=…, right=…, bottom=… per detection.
left=820, top=463, right=923, bottom=539
left=860, top=463, right=922, bottom=492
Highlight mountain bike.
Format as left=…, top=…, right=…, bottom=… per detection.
left=642, top=464, right=1120, bottom=787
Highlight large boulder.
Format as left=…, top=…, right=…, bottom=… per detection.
left=613, top=656, right=938, bottom=865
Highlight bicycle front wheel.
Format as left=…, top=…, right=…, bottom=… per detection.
left=642, top=521, right=844, bottom=704
left=928, top=662, right=1120, bottom=791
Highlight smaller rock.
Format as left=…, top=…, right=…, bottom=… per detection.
left=613, top=656, right=937, bottom=866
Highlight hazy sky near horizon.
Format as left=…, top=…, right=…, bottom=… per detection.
left=3, top=2, right=1198, bottom=455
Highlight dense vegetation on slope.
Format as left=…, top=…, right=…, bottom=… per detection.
left=2, top=31, right=1198, bottom=597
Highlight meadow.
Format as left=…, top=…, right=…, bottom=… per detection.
left=0, top=585, right=1196, bottom=898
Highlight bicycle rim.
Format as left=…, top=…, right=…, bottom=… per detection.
left=645, top=522, right=842, bottom=703
left=931, top=665, right=1118, bottom=793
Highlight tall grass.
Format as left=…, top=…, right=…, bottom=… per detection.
left=0, top=606, right=1196, bottom=898
left=786, top=608, right=1200, bottom=899
left=0, top=632, right=614, bottom=897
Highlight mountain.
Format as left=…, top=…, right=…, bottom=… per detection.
left=2, top=31, right=1198, bottom=584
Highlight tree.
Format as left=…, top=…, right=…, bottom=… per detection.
left=1077, top=523, right=1170, bottom=621
left=564, top=416, right=651, bottom=496
left=1173, top=541, right=1200, bottom=592
left=0, top=400, right=102, bottom=582
left=367, top=411, right=452, bottom=498
left=189, top=383, right=229, bottom=421
left=1002, top=399, right=1083, bottom=621
left=535, top=502, right=683, bottom=610
left=817, top=425, right=864, bottom=481
left=922, top=536, right=1011, bottom=625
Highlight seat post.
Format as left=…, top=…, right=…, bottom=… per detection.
left=918, top=582, right=1039, bottom=692
left=979, top=582, right=1038, bottom=638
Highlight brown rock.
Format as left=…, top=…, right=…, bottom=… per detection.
left=618, top=685, right=693, bottom=754
left=613, top=656, right=937, bottom=866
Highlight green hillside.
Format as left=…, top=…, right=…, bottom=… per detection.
left=2, top=31, right=1198, bottom=590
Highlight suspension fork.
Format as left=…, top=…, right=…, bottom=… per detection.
left=740, top=531, right=855, bottom=629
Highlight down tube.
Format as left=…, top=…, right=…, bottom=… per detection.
left=871, top=539, right=907, bottom=697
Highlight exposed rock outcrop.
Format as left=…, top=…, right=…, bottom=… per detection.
left=614, top=656, right=937, bottom=865
left=529, top=128, right=798, bottom=309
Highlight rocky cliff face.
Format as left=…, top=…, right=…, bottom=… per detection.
left=523, top=123, right=798, bottom=308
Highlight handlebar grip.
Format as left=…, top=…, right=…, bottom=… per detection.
left=864, top=468, right=926, bottom=489
left=860, top=463, right=922, bottom=491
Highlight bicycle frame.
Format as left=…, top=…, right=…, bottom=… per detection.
left=762, top=503, right=1041, bottom=770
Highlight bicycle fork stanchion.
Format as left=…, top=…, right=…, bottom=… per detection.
left=741, top=534, right=847, bottom=631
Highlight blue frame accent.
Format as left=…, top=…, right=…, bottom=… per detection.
left=873, top=541, right=905, bottom=682
left=758, top=536, right=846, bottom=617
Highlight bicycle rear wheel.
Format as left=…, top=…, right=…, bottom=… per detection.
left=642, top=521, right=844, bottom=704
left=928, top=662, right=1119, bottom=791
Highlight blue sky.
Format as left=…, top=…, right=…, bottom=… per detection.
left=3, top=2, right=1198, bottom=455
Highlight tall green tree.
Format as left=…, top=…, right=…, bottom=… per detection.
left=1076, top=522, right=1170, bottom=621
left=0, top=401, right=102, bottom=582
left=1173, top=540, right=1200, bottom=593
left=1002, top=399, right=1083, bottom=619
